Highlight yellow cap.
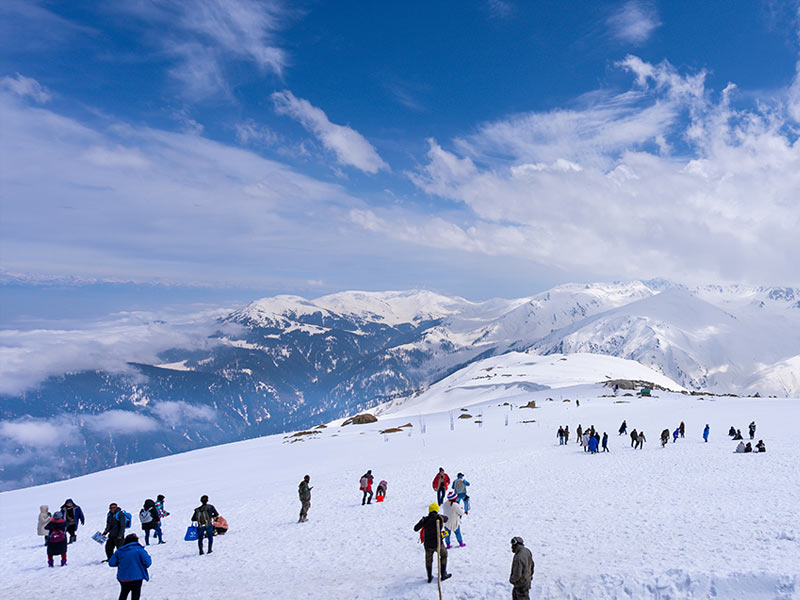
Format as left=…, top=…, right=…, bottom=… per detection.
left=429, top=502, right=439, bottom=512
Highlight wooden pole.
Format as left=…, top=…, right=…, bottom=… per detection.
left=436, top=516, right=443, bottom=600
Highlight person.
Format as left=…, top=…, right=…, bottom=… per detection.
left=733, top=429, right=744, bottom=440
left=744, top=442, right=752, bottom=453
left=298, top=475, right=312, bottom=522
left=636, top=430, right=646, bottom=449
left=432, top=468, right=450, bottom=506
left=703, top=424, right=710, bottom=443
left=452, top=473, right=470, bottom=513
left=376, top=480, right=388, bottom=502
left=679, top=421, right=685, bottom=438
left=557, top=426, right=565, bottom=445
left=441, top=492, right=466, bottom=548
left=360, top=470, right=374, bottom=505
left=564, top=425, right=570, bottom=443
left=44, top=510, right=68, bottom=567
left=660, top=428, right=669, bottom=447
left=756, top=440, right=766, bottom=453
left=139, top=499, right=162, bottom=546
left=728, top=426, right=736, bottom=437
left=60, top=499, right=85, bottom=544
left=154, top=495, right=170, bottom=519
left=413, top=503, right=451, bottom=583
left=601, top=432, right=609, bottom=452
left=102, top=503, right=127, bottom=561
left=509, top=536, right=535, bottom=600
left=212, top=515, right=228, bottom=535
left=192, top=495, right=219, bottom=555
left=37, top=505, right=52, bottom=546
left=735, top=441, right=746, bottom=453
left=749, top=421, right=756, bottom=440
left=109, top=533, right=152, bottom=600
left=672, top=427, right=680, bottom=443
left=619, top=420, right=627, bottom=435
left=588, top=433, right=599, bottom=453
left=630, top=428, right=638, bottom=448
left=576, top=399, right=580, bottom=407
left=582, top=430, right=590, bottom=452
left=576, top=424, right=583, bottom=445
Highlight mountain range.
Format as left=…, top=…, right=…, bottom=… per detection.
left=2, top=280, right=798, bottom=489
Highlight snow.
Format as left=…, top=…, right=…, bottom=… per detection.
left=2, top=358, right=798, bottom=599
left=154, top=361, right=193, bottom=372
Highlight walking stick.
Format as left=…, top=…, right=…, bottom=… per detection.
left=436, top=517, right=443, bottom=600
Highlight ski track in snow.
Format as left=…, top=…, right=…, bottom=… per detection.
left=2, top=387, right=799, bottom=599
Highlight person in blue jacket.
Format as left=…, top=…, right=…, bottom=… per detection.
left=703, top=424, right=710, bottom=443
left=451, top=473, right=471, bottom=514
left=588, top=434, right=599, bottom=453
left=109, top=533, right=152, bottom=600
left=60, top=499, right=85, bottom=544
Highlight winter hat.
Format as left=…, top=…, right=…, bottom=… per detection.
left=53, top=511, right=64, bottom=520
left=447, top=492, right=457, bottom=501
left=510, top=536, right=524, bottom=546
left=428, top=502, right=439, bottom=513
left=457, top=473, right=464, bottom=477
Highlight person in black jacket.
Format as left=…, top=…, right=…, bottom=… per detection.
left=140, top=499, right=162, bottom=545
left=192, top=495, right=219, bottom=555
left=102, top=503, right=126, bottom=561
left=413, top=503, right=452, bottom=583
left=60, top=499, right=85, bottom=544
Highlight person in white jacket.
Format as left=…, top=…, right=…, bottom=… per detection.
left=37, top=505, right=51, bottom=546
left=735, top=441, right=746, bottom=453
left=441, top=492, right=465, bottom=549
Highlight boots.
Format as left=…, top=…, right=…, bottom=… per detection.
left=426, top=565, right=433, bottom=583
left=61, top=558, right=67, bottom=566
left=48, top=559, right=54, bottom=568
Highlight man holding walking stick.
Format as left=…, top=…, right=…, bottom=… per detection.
left=413, top=503, right=453, bottom=585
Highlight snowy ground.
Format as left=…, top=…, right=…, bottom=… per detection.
left=2, top=357, right=799, bottom=599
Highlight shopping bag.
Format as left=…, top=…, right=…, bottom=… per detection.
left=184, top=524, right=198, bottom=541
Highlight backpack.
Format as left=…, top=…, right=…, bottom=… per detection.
left=359, top=476, right=368, bottom=490
left=120, top=510, right=132, bottom=529
left=49, top=527, right=66, bottom=543
left=139, top=508, right=154, bottom=524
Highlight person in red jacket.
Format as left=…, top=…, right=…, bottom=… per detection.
left=432, top=468, right=450, bottom=505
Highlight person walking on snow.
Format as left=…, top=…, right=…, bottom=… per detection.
left=619, top=420, right=627, bottom=435
left=452, top=473, right=470, bottom=513
left=564, top=425, right=570, bottom=443
left=44, top=510, right=68, bottom=567
left=588, top=434, right=599, bottom=453
left=679, top=421, right=685, bottom=438
left=139, top=499, right=162, bottom=545
left=509, top=536, right=535, bottom=600
left=413, top=503, right=452, bottom=583
left=636, top=431, right=646, bottom=449
left=37, top=505, right=52, bottom=546
left=673, top=427, right=680, bottom=443
left=102, top=503, right=127, bottom=561
left=749, top=421, right=756, bottom=440
left=109, top=533, right=152, bottom=600
left=298, top=475, right=312, bottom=522
left=661, top=429, right=670, bottom=447
left=602, top=432, right=609, bottom=452
left=60, top=499, right=85, bottom=544
left=703, top=424, right=710, bottom=443
left=432, top=468, right=450, bottom=506
left=442, top=492, right=466, bottom=548
left=192, top=495, right=219, bottom=555
left=576, top=424, right=583, bottom=445
left=155, top=495, right=170, bottom=519
left=557, top=426, right=565, bottom=445
left=630, top=428, right=638, bottom=448
left=360, top=470, right=374, bottom=505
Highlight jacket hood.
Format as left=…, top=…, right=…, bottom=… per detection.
left=144, top=499, right=155, bottom=509
left=40, top=505, right=49, bottom=513
left=119, top=542, right=145, bottom=552
left=63, top=498, right=74, bottom=505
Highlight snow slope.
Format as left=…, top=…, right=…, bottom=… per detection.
left=2, top=357, right=798, bottom=599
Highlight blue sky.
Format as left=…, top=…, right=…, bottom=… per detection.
left=2, top=0, right=800, bottom=321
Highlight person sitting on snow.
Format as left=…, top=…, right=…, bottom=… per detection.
left=376, top=480, right=388, bottom=502
left=733, top=429, right=744, bottom=440
left=744, top=442, right=752, bottom=453
left=756, top=440, right=766, bottom=453
left=735, top=441, right=746, bottom=453
left=728, top=426, right=736, bottom=437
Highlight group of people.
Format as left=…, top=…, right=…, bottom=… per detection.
left=559, top=424, right=610, bottom=453
left=728, top=421, right=767, bottom=453
left=358, top=469, right=389, bottom=505
left=37, top=498, right=86, bottom=568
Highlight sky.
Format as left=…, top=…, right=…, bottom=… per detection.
left=2, top=0, right=800, bottom=317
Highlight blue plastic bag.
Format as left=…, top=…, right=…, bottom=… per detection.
left=184, top=524, right=198, bottom=541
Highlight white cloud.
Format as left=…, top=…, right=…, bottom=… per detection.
left=363, top=57, right=800, bottom=286
left=0, top=418, right=77, bottom=447
left=83, top=410, right=160, bottom=434
left=271, top=90, right=389, bottom=174
left=607, top=1, right=661, bottom=45
left=0, top=73, right=51, bottom=103
left=236, top=119, right=281, bottom=146
left=152, top=401, right=216, bottom=426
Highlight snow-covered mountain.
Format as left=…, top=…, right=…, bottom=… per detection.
left=2, top=281, right=798, bottom=490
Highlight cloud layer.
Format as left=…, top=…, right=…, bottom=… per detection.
left=607, top=0, right=661, bottom=44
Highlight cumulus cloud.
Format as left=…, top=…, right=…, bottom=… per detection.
left=0, top=73, right=51, bottom=103
left=0, top=418, right=77, bottom=447
left=271, top=90, right=389, bottom=174
left=366, top=56, right=800, bottom=286
left=152, top=401, right=216, bottom=426
left=607, top=0, right=661, bottom=45
left=83, top=410, right=160, bottom=434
